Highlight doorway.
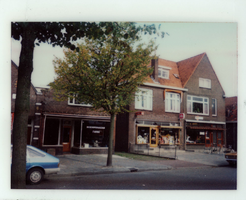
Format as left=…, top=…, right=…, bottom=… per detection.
left=150, top=127, right=158, bottom=147
left=205, top=131, right=212, bottom=147
left=63, top=126, right=72, bottom=152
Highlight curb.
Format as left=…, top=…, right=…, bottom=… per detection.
left=45, top=166, right=173, bottom=178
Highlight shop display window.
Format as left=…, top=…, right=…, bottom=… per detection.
left=186, top=130, right=205, bottom=144
left=159, top=128, right=179, bottom=145
left=137, top=127, right=150, bottom=144
left=82, top=121, right=109, bottom=147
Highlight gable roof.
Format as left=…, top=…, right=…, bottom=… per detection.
left=177, top=53, right=205, bottom=87
left=145, top=58, right=183, bottom=88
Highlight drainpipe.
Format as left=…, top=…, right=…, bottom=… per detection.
left=184, top=120, right=187, bottom=151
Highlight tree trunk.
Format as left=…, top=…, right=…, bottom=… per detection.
left=107, top=113, right=115, bottom=166
left=11, top=25, right=35, bottom=189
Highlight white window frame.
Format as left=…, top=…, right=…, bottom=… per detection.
left=165, top=92, right=180, bottom=113
left=212, top=98, right=217, bottom=116
left=199, top=78, right=211, bottom=89
left=158, top=68, right=169, bottom=79
left=187, top=95, right=209, bottom=115
left=135, top=88, right=153, bottom=111
left=68, top=94, right=92, bottom=107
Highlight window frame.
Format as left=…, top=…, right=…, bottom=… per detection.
left=135, top=88, right=153, bottom=111
left=199, top=78, right=211, bottom=89
left=212, top=98, right=217, bottom=116
left=187, top=95, right=209, bottom=116
left=165, top=92, right=180, bottom=113
left=68, top=94, right=92, bottom=107
left=158, top=68, right=169, bottom=79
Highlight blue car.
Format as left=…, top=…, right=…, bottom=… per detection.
left=12, top=145, right=60, bottom=184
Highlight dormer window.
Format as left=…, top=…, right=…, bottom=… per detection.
left=68, top=94, right=92, bottom=107
left=158, top=66, right=171, bottom=79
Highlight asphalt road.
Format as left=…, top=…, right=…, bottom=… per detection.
left=26, top=166, right=237, bottom=190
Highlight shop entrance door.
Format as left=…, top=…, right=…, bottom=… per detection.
left=150, top=127, right=158, bottom=147
left=205, top=131, right=212, bottom=147
left=63, top=126, right=72, bottom=152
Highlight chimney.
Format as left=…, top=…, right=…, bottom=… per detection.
left=151, top=59, right=158, bottom=82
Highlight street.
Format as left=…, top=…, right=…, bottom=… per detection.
left=26, top=166, right=236, bottom=190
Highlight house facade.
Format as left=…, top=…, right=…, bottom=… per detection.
left=115, top=53, right=226, bottom=153
left=11, top=61, right=113, bottom=155
left=179, top=53, right=226, bottom=151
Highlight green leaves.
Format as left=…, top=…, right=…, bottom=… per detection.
left=50, top=23, right=157, bottom=115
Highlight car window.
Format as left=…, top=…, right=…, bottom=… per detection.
left=27, top=148, right=45, bottom=157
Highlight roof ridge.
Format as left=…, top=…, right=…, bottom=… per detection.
left=177, top=53, right=206, bottom=87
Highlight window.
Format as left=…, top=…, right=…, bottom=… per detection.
left=187, top=95, right=209, bottom=115
left=135, top=88, right=153, bottom=111
left=68, top=94, right=92, bottom=107
left=43, top=118, right=60, bottom=145
left=158, top=69, right=169, bottom=79
left=159, top=128, right=180, bottom=145
left=137, top=127, right=150, bottom=144
left=27, top=148, right=45, bottom=157
left=82, top=121, right=110, bottom=147
left=212, top=98, right=217, bottom=116
left=199, top=78, right=211, bottom=89
left=165, top=92, right=180, bottom=113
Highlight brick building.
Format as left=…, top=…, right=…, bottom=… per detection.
left=225, top=96, right=237, bottom=151
left=12, top=52, right=226, bottom=155
left=11, top=61, right=112, bottom=155
left=115, top=53, right=226, bottom=152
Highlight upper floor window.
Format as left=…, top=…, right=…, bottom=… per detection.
left=135, top=88, right=153, bottom=111
left=212, top=98, right=217, bottom=116
left=165, top=92, right=180, bottom=113
left=199, top=78, right=211, bottom=89
left=68, top=94, right=92, bottom=107
left=187, top=95, right=209, bottom=115
left=158, top=69, right=169, bottom=79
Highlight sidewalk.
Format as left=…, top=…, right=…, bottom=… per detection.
left=47, top=150, right=229, bottom=178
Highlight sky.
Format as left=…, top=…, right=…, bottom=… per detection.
left=1, top=0, right=246, bottom=199
left=11, top=22, right=238, bottom=97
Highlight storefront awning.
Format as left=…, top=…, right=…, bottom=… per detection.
left=187, top=126, right=225, bottom=131
left=44, top=113, right=110, bottom=122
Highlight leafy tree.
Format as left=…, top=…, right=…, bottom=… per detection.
left=11, top=22, right=165, bottom=188
left=50, top=35, right=157, bottom=166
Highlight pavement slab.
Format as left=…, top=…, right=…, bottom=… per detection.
left=46, top=150, right=230, bottom=178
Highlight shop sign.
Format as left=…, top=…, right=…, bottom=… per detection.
left=135, top=111, right=144, bottom=116
left=87, top=126, right=105, bottom=129
left=179, top=113, right=185, bottom=119
left=195, top=116, right=203, bottom=120
left=200, top=132, right=205, bottom=135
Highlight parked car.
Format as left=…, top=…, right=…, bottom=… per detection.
left=225, top=152, right=237, bottom=166
left=11, top=145, right=60, bottom=184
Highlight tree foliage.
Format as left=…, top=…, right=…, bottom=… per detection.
left=50, top=37, right=156, bottom=114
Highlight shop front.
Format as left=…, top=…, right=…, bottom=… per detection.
left=41, top=114, right=110, bottom=155
left=185, top=120, right=225, bottom=151
left=135, top=120, right=182, bottom=148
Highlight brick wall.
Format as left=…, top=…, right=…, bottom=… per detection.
left=127, top=85, right=183, bottom=148
left=184, top=54, right=225, bottom=122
